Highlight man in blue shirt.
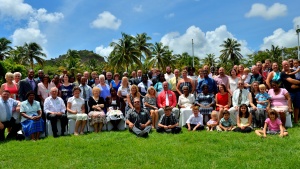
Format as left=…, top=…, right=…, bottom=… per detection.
left=0, top=90, right=20, bottom=141
left=196, top=70, right=218, bottom=95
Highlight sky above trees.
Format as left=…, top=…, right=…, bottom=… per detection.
left=0, top=0, right=299, bottom=59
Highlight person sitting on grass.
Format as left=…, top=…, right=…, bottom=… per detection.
left=126, top=97, right=152, bottom=138
left=233, top=104, right=252, bottom=133
left=206, top=111, right=218, bottom=131
left=216, top=110, right=233, bottom=131
left=255, top=109, right=288, bottom=138
left=186, top=105, right=204, bottom=131
left=156, top=106, right=181, bottom=134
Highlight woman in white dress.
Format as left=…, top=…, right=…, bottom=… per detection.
left=67, top=86, right=87, bottom=136
left=178, top=86, right=195, bottom=126
left=228, top=68, right=240, bottom=95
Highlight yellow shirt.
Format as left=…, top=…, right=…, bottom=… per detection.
left=169, top=76, right=182, bottom=91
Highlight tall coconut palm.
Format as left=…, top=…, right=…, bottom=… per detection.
left=134, top=33, right=152, bottom=61
left=109, top=32, right=141, bottom=72
left=16, top=42, right=46, bottom=68
left=148, top=42, right=174, bottom=70
left=174, top=52, right=201, bottom=70
left=219, top=38, right=243, bottom=65
left=0, top=37, right=12, bottom=60
left=66, top=49, right=80, bottom=59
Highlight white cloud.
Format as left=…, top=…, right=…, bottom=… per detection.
left=0, top=0, right=33, bottom=19
left=133, top=5, right=143, bottom=12
left=165, top=13, right=175, bottom=19
left=95, top=45, right=113, bottom=57
left=245, top=3, right=287, bottom=20
left=160, top=25, right=252, bottom=59
left=11, top=20, right=47, bottom=48
left=260, top=28, right=297, bottom=50
left=293, top=16, right=300, bottom=29
left=34, top=8, right=64, bottom=23
left=91, top=11, right=121, bottom=30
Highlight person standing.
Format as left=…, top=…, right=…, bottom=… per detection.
left=79, top=77, right=92, bottom=114
left=18, top=69, right=38, bottom=101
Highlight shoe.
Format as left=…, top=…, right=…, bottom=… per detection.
left=80, top=132, right=84, bottom=135
left=74, top=132, right=79, bottom=136
left=53, top=133, right=59, bottom=138
left=206, top=127, right=209, bottom=131
left=141, top=132, right=148, bottom=138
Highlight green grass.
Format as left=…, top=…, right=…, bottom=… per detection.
left=1, top=126, right=299, bottom=169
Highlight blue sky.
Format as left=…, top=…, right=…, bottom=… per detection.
left=0, top=0, right=299, bottom=60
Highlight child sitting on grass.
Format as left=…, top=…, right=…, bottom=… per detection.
left=255, top=109, right=288, bottom=138
left=217, top=110, right=233, bottom=131
left=206, top=111, right=218, bottom=131
left=233, top=104, right=252, bottom=133
left=186, top=105, right=204, bottom=131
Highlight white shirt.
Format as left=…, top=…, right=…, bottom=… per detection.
left=164, top=73, right=175, bottom=82
left=138, top=80, right=153, bottom=94
left=186, top=113, right=203, bottom=125
left=44, top=96, right=66, bottom=114
left=178, top=94, right=195, bottom=108
left=67, top=96, right=85, bottom=113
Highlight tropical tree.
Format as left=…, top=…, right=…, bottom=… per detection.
left=219, top=38, right=243, bottom=65
left=134, top=33, right=152, bottom=61
left=109, top=32, right=141, bottom=72
left=0, top=37, right=12, bottom=60
left=201, top=53, right=218, bottom=67
left=266, top=45, right=282, bottom=64
left=20, top=42, right=46, bottom=69
left=148, top=42, right=174, bottom=70
left=174, top=52, right=201, bottom=70
left=66, top=49, right=80, bottom=59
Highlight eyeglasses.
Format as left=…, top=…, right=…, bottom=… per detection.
left=134, top=101, right=140, bottom=103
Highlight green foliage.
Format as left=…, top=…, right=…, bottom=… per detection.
left=220, top=38, right=243, bottom=65
left=0, top=37, right=12, bottom=60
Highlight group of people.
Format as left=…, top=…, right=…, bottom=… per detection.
left=1, top=58, right=299, bottom=141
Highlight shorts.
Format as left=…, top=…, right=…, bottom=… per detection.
left=289, top=91, right=300, bottom=108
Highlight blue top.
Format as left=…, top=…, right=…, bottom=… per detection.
left=59, top=83, right=74, bottom=103
left=255, top=92, right=271, bottom=109
left=111, top=80, right=121, bottom=92
left=197, top=77, right=218, bottom=94
left=97, top=84, right=111, bottom=100
left=0, top=98, right=19, bottom=122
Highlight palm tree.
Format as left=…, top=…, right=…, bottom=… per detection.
left=0, top=37, right=12, bottom=60
left=174, top=52, right=201, bottom=70
left=201, top=53, right=218, bottom=67
left=266, top=45, right=282, bottom=64
left=148, top=42, right=174, bottom=70
left=11, top=42, right=46, bottom=68
left=219, top=38, right=243, bottom=65
left=109, top=32, right=141, bottom=72
left=66, top=49, right=80, bottom=59
left=134, top=33, right=152, bottom=61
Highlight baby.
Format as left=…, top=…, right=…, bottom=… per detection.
left=206, top=111, right=218, bottom=131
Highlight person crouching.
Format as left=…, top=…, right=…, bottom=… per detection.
left=156, top=106, right=181, bottom=134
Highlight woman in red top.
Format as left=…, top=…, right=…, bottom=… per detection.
left=215, top=84, right=231, bottom=119
left=0, top=72, right=18, bottom=100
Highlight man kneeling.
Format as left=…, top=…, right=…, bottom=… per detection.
left=126, top=97, right=152, bottom=137
left=157, top=106, right=181, bottom=134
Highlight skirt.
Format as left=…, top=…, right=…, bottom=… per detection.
left=199, top=107, right=214, bottom=115
left=21, top=119, right=44, bottom=137
left=88, top=111, right=106, bottom=125
left=107, top=110, right=124, bottom=121
left=67, top=113, right=88, bottom=121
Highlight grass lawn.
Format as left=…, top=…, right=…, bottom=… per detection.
left=1, top=126, right=299, bottom=169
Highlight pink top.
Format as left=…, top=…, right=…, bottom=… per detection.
left=268, top=88, right=288, bottom=107
left=38, top=82, right=56, bottom=100
left=3, top=83, right=18, bottom=99
left=265, top=118, right=282, bottom=131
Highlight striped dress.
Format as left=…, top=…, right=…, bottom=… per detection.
left=195, top=93, right=215, bottom=115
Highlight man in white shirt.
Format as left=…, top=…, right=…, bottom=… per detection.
left=228, top=80, right=251, bottom=125
left=164, top=66, right=174, bottom=82
left=44, top=87, right=68, bottom=137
